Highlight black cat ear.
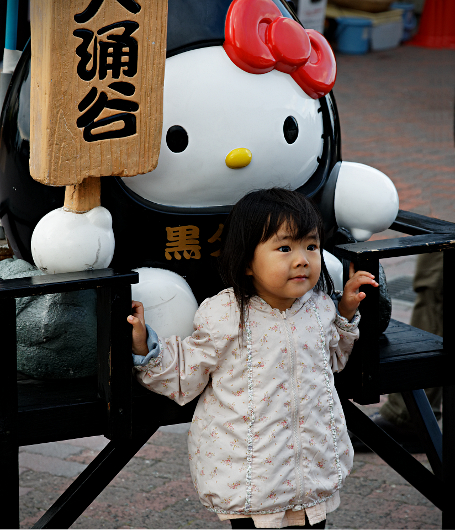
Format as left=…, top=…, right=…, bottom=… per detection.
left=166, top=0, right=297, bottom=58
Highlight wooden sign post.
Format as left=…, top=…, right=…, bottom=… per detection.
left=30, top=0, right=168, bottom=212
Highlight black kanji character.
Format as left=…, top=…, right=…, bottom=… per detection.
left=74, top=0, right=141, bottom=24
left=98, top=21, right=139, bottom=79
left=73, top=29, right=98, bottom=81
left=77, top=82, right=139, bottom=142
left=73, top=21, right=139, bottom=82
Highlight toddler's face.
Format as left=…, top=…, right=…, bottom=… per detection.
left=246, top=223, right=321, bottom=311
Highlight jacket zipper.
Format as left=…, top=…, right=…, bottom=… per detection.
left=280, top=311, right=304, bottom=508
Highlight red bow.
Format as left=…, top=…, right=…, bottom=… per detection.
left=223, top=0, right=336, bottom=99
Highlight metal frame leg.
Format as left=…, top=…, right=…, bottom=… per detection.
left=402, top=389, right=442, bottom=479
left=343, top=398, right=443, bottom=510
left=442, top=384, right=455, bottom=529
left=32, top=428, right=158, bottom=529
left=0, top=297, right=19, bottom=529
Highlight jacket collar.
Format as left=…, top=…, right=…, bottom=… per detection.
left=249, top=289, right=315, bottom=317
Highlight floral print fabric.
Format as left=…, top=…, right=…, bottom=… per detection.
left=135, top=288, right=359, bottom=516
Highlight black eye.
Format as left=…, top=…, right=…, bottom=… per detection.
left=283, top=116, right=298, bottom=144
left=166, top=125, right=189, bottom=153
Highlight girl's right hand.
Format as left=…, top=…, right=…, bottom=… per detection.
left=338, top=263, right=378, bottom=322
left=127, top=300, right=149, bottom=357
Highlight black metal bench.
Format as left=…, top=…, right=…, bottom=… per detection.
left=1, top=210, right=454, bottom=529
left=1, top=267, right=197, bottom=529
left=333, top=209, right=455, bottom=530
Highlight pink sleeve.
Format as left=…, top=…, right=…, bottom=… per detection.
left=329, top=311, right=360, bottom=373
left=134, top=304, right=219, bottom=406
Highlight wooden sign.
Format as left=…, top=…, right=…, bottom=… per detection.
left=30, top=0, right=168, bottom=186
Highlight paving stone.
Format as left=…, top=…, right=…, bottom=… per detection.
left=63, top=436, right=110, bottom=451
left=390, top=298, right=414, bottom=324
left=19, top=452, right=87, bottom=478
left=67, top=448, right=105, bottom=465
left=159, top=423, right=191, bottom=434
left=351, top=462, right=409, bottom=485
left=20, top=442, right=84, bottom=459
left=20, top=471, right=73, bottom=528
left=369, top=483, right=435, bottom=508
left=19, top=487, right=33, bottom=497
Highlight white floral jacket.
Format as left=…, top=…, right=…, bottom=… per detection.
left=134, top=288, right=359, bottom=517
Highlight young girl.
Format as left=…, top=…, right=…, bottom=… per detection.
left=128, top=188, right=377, bottom=529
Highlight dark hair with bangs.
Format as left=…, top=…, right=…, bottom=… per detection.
left=218, top=188, right=334, bottom=327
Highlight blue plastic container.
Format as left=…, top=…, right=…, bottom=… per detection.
left=390, top=2, right=416, bottom=41
left=336, top=17, right=372, bottom=55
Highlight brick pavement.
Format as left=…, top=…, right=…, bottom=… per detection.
left=17, top=44, right=455, bottom=529
left=19, top=417, right=441, bottom=529
left=335, top=46, right=455, bottom=224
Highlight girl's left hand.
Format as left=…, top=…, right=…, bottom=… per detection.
left=338, top=262, right=379, bottom=322
left=127, top=300, right=149, bottom=357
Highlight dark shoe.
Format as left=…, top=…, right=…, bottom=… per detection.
left=349, top=412, right=425, bottom=453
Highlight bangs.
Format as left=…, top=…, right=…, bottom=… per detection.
left=260, top=207, right=322, bottom=244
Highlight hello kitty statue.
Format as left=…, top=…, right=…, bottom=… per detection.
left=0, top=0, right=398, bottom=371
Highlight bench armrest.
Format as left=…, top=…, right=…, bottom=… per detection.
left=333, top=210, right=455, bottom=262
left=333, top=210, right=455, bottom=405
left=0, top=268, right=139, bottom=441
left=0, top=268, right=138, bottom=298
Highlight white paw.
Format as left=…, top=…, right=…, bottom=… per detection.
left=31, top=207, right=115, bottom=274
left=334, top=162, right=399, bottom=241
left=323, top=250, right=343, bottom=292
left=132, top=268, right=198, bottom=338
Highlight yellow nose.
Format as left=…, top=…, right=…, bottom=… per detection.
left=225, top=148, right=252, bottom=169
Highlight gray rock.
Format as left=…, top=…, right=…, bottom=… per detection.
left=378, top=262, right=392, bottom=334
left=0, top=258, right=97, bottom=379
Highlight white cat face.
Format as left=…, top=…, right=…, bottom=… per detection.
left=123, top=46, right=324, bottom=208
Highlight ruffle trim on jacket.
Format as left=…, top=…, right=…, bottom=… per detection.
left=209, top=486, right=341, bottom=516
